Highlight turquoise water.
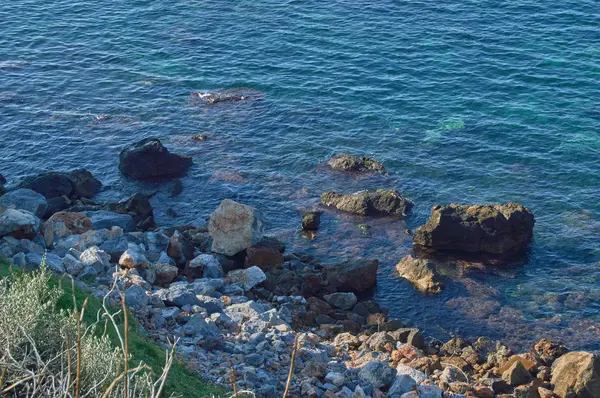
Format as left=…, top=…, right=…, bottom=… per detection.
left=1, top=0, right=599, bottom=349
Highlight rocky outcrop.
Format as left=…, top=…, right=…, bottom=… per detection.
left=321, top=189, right=413, bottom=217
left=324, top=258, right=379, bottom=293
left=395, top=255, right=443, bottom=294
left=18, top=169, right=101, bottom=200
left=413, top=203, right=535, bottom=255
left=551, top=352, right=600, bottom=398
left=190, top=87, right=264, bottom=105
left=301, top=211, right=321, bottom=231
left=119, top=138, right=192, bottom=180
left=208, top=199, right=265, bottom=256
left=0, top=188, right=48, bottom=218
left=327, top=154, right=385, bottom=173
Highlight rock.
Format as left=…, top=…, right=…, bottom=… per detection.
left=119, top=138, right=193, bottom=180
left=533, top=339, right=568, bottom=366
left=43, top=212, right=93, bottom=247
left=99, top=237, right=128, bottom=262
left=395, top=255, right=443, bottom=294
left=158, top=284, right=200, bottom=307
left=413, top=203, right=535, bottom=255
left=167, top=230, right=194, bottom=263
left=396, top=363, right=427, bottom=383
left=124, top=284, right=149, bottom=310
left=105, top=193, right=155, bottom=231
left=551, top=351, right=600, bottom=398
left=23, top=252, right=64, bottom=273
left=502, top=360, right=532, bottom=386
left=416, top=385, right=443, bottom=398
left=0, top=174, right=6, bottom=185
left=327, top=154, right=386, bottom=173
left=441, top=366, right=468, bottom=384
left=183, top=313, right=220, bottom=337
left=365, top=332, right=395, bottom=352
left=187, top=254, right=223, bottom=279
left=244, top=240, right=284, bottom=271
left=191, top=87, right=263, bottom=105
left=321, top=189, right=413, bottom=217
left=208, top=199, right=265, bottom=256
left=69, top=169, right=102, bottom=198
left=0, top=209, right=41, bottom=239
left=45, top=195, right=72, bottom=217
left=79, top=246, right=111, bottom=273
left=227, top=266, right=266, bottom=290
left=358, top=361, right=396, bottom=389
left=0, top=188, right=48, bottom=218
left=324, top=258, right=379, bottom=293
left=388, top=375, right=418, bottom=397
left=302, top=359, right=328, bottom=379
left=150, top=263, right=179, bottom=285
left=62, top=254, right=84, bottom=275
left=302, top=211, right=322, bottom=231
left=323, top=292, right=358, bottom=310
left=196, top=295, right=224, bottom=314
left=325, top=372, right=345, bottom=387
left=119, top=249, right=149, bottom=269
left=83, top=211, right=136, bottom=232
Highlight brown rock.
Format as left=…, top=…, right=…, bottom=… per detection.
left=474, top=386, right=495, bottom=398
left=498, top=355, right=538, bottom=376
left=327, top=154, right=386, bottom=173
left=533, top=339, right=568, bottom=366
left=324, top=258, right=379, bottom=293
left=43, top=211, right=93, bottom=247
left=413, top=202, right=535, bottom=255
left=320, top=189, right=413, bottom=217
left=551, top=351, right=600, bottom=398
left=302, top=211, right=321, bottom=231
left=538, top=387, right=556, bottom=398
left=245, top=244, right=283, bottom=271
left=502, top=360, right=532, bottom=386
left=395, top=255, right=444, bottom=294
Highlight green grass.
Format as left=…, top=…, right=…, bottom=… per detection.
left=0, top=256, right=225, bottom=398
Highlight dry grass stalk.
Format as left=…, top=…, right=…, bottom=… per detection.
left=282, top=334, right=299, bottom=398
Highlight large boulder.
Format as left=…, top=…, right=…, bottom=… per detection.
left=413, top=203, right=534, bottom=255
left=321, top=189, right=413, bottom=217
left=18, top=170, right=101, bottom=199
left=0, top=209, right=41, bottom=239
left=324, top=258, right=378, bottom=293
left=43, top=212, right=93, bottom=247
left=244, top=238, right=284, bottom=271
left=0, top=188, right=48, bottom=218
left=119, top=138, right=192, bottom=180
left=83, top=210, right=136, bottom=232
left=227, top=266, right=266, bottom=291
left=327, top=154, right=385, bottom=173
left=208, top=199, right=265, bottom=256
left=551, top=352, right=600, bottom=398
left=395, top=255, right=443, bottom=294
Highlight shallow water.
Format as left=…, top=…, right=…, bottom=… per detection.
left=1, top=0, right=599, bottom=350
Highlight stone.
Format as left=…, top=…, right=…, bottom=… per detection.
left=324, top=292, right=358, bottom=310
left=0, top=209, right=41, bottom=239
left=395, top=255, right=443, bottom=294
left=208, top=199, right=265, bottom=256
left=358, top=361, right=396, bottom=389
left=416, top=385, right=443, bottom=398
left=0, top=188, right=48, bottom=218
left=227, top=266, right=266, bottom=290
left=158, top=284, right=200, bottom=307
left=324, top=258, right=379, bottom=293
left=119, top=138, right=192, bottom=180
left=124, top=284, right=149, bottom=310
left=62, top=254, right=84, bottom=276
left=43, top=212, right=93, bottom=247
left=551, top=351, right=600, bottom=398
left=302, top=359, right=328, bottom=379
left=533, top=339, right=568, bottom=366
left=441, top=366, right=468, bottom=383
left=502, top=360, right=532, bottom=386
left=191, top=87, right=263, bottom=105
left=84, top=211, right=136, bottom=232
left=321, top=189, right=413, bottom=217
left=106, top=193, right=155, bottom=231
left=187, top=254, right=223, bottom=279
left=413, top=203, right=535, bottom=255
left=388, top=375, right=418, bottom=397
left=365, top=332, right=395, bottom=352
left=327, top=154, right=385, bottom=173
left=24, top=252, right=64, bottom=273
left=68, top=169, right=102, bottom=198
left=167, top=230, right=194, bottom=263
left=396, top=363, right=426, bottom=383
left=99, top=237, right=129, bottom=262
left=183, top=313, right=220, bottom=337
left=119, top=249, right=149, bottom=269
left=45, top=195, right=71, bottom=217
left=196, top=295, right=224, bottom=314
left=244, top=241, right=284, bottom=271
left=79, top=246, right=111, bottom=273
left=325, top=372, right=345, bottom=387
left=302, top=211, right=322, bottom=231
left=18, top=172, right=74, bottom=199
left=151, top=263, right=179, bottom=285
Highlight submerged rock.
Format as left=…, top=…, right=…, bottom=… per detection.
left=190, top=87, right=264, bottom=105
left=551, top=351, right=600, bottom=398
left=119, top=138, right=192, bottom=180
left=327, top=154, right=385, bottom=173
left=301, top=211, right=321, bottom=231
left=395, top=255, right=443, bottom=294
left=321, top=189, right=413, bottom=217
left=413, top=203, right=535, bottom=255
left=208, top=199, right=265, bottom=256
left=18, top=169, right=101, bottom=199
left=0, top=188, right=48, bottom=218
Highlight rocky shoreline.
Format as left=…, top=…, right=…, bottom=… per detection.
left=0, top=142, right=598, bottom=398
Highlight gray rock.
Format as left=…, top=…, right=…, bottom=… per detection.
left=151, top=263, right=179, bottom=285
left=324, top=292, right=358, bottom=310
left=245, top=353, right=264, bottom=366
left=159, top=284, right=200, bottom=307
left=396, top=364, right=426, bottom=383
left=188, top=254, right=223, bottom=278
left=12, top=252, right=27, bottom=268
left=0, top=188, right=48, bottom=218
left=415, top=385, right=443, bottom=398
left=208, top=199, right=265, bottom=256
left=196, top=295, right=224, bottom=314
left=125, top=284, right=149, bottom=310
left=388, top=375, right=418, bottom=397
left=358, top=361, right=396, bottom=389
left=0, top=209, right=41, bottom=239
left=79, top=246, right=111, bottom=273
left=23, top=252, right=64, bottom=273
left=99, top=237, right=128, bottom=262
left=227, top=266, right=266, bottom=290
left=84, top=210, right=136, bottom=232
left=183, top=313, right=220, bottom=337
left=224, top=301, right=269, bottom=320
left=441, top=366, right=468, bottom=384
left=119, top=249, right=149, bottom=269
left=211, top=312, right=239, bottom=332
left=325, top=372, right=345, bottom=387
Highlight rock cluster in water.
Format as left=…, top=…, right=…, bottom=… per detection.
left=119, top=138, right=192, bottom=180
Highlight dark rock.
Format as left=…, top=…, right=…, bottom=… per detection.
left=190, top=87, right=264, bottom=105
left=390, top=328, right=425, bottom=349
left=413, top=203, right=535, bottom=255
left=324, top=258, right=378, bottom=293
left=321, top=189, right=413, bottom=217
left=167, top=230, right=194, bottom=264
left=169, top=180, right=183, bottom=198
left=18, top=170, right=100, bottom=199
left=185, top=229, right=212, bottom=252
left=0, top=188, right=48, bottom=218
left=245, top=238, right=284, bottom=271
left=302, top=211, right=322, bottom=231
left=69, top=169, right=102, bottom=198
left=106, top=193, right=155, bottom=231
left=327, top=154, right=386, bottom=173
left=395, top=255, right=444, bottom=294
left=119, top=138, right=192, bottom=180
left=45, top=195, right=72, bottom=218
left=532, top=339, right=568, bottom=366
left=0, top=174, right=6, bottom=185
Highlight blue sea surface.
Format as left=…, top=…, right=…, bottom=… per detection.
left=1, top=0, right=599, bottom=349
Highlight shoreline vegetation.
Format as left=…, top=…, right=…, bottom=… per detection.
left=0, top=90, right=598, bottom=397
